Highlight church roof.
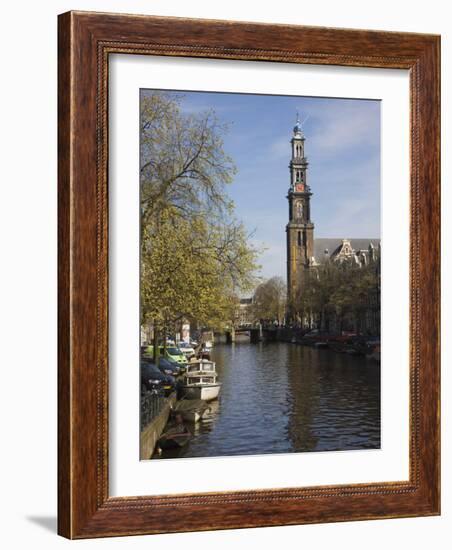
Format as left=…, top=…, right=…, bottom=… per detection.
left=314, top=238, right=380, bottom=262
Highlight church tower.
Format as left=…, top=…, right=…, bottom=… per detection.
left=286, top=114, right=314, bottom=314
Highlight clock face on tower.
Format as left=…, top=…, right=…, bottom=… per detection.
left=295, top=183, right=305, bottom=192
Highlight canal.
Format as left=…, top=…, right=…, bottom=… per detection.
left=160, top=342, right=381, bottom=459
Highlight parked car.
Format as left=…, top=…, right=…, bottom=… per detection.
left=178, top=342, right=196, bottom=359
left=144, top=345, right=188, bottom=366
left=164, top=346, right=188, bottom=365
left=168, top=356, right=187, bottom=373
left=141, top=361, right=175, bottom=396
left=141, top=346, right=186, bottom=374
left=157, top=357, right=181, bottom=377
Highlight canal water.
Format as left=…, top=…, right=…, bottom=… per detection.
left=160, top=342, right=380, bottom=459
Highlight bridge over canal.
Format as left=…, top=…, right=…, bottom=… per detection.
left=221, top=325, right=295, bottom=344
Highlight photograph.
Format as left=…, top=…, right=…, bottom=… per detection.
left=139, top=89, right=382, bottom=460
left=0, top=0, right=443, bottom=543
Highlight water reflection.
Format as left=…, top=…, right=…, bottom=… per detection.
left=159, top=342, right=380, bottom=459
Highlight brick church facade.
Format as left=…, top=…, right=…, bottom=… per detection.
left=285, top=115, right=380, bottom=335
left=286, top=115, right=316, bottom=317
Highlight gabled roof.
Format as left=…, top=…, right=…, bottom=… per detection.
left=314, top=238, right=380, bottom=262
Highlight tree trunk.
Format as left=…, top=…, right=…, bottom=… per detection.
left=153, top=320, right=160, bottom=366
left=163, top=320, right=168, bottom=355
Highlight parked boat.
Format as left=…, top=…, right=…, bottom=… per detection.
left=180, top=360, right=221, bottom=401
left=194, top=340, right=213, bottom=360
left=366, top=343, right=381, bottom=362
left=197, top=351, right=211, bottom=360
left=174, top=399, right=210, bottom=423
left=181, top=375, right=221, bottom=401
left=186, top=359, right=216, bottom=374
left=327, top=342, right=347, bottom=353
left=314, top=341, right=329, bottom=349
left=157, top=425, right=192, bottom=449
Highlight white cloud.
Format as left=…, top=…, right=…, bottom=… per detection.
left=267, top=100, right=379, bottom=162
left=312, top=152, right=380, bottom=189
left=316, top=193, right=380, bottom=237
left=305, top=101, right=380, bottom=156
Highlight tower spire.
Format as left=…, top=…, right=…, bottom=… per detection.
left=293, top=112, right=303, bottom=137
left=286, top=113, right=314, bottom=318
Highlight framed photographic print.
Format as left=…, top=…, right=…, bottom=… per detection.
left=58, top=11, right=440, bottom=538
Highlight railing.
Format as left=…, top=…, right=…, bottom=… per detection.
left=140, top=390, right=168, bottom=430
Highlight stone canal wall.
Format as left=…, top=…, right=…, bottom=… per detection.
left=140, top=393, right=177, bottom=460
left=274, top=327, right=306, bottom=343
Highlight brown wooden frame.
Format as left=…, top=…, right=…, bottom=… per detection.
left=58, top=10, right=440, bottom=539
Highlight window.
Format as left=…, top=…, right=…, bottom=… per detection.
left=296, top=201, right=303, bottom=219
left=298, top=231, right=302, bottom=246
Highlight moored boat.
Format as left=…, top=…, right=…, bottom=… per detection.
left=328, top=342, right=347, bottom=353
left=186, top=359, right=216, bottom=374
left=174, top=399, right=210, bottom=423
left=157, top=425, right=192, bottom=449
left=314, top=341, right=329, bottom=349
left=181, top=374, right=221, bottom=401
left=366, top=343, right=381, bottom=362
left=177, top=409, right=203, bottom=423
left=181, top=360, right=221, bottom=401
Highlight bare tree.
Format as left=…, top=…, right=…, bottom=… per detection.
left=253, top=277, right=287, bottom=325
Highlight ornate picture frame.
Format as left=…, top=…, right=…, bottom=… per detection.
left=58, top=11, right=440, bottom=538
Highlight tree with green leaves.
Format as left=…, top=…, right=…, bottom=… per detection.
left=294, top=258, right=380, bottom=334
left=139, top=91, right=260, bottom=356
left=140, top=91, right=236, bottom=226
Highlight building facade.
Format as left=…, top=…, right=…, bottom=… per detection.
left=235, top=297, right=254, bottom=327
left=286, top=115, right=315, bottom=316
left=322, top=240, right=381, bottom=335
left=284, top=116, right=380, bottom=335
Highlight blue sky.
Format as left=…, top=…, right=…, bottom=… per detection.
left=155, top=90, right=380, bottom=280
